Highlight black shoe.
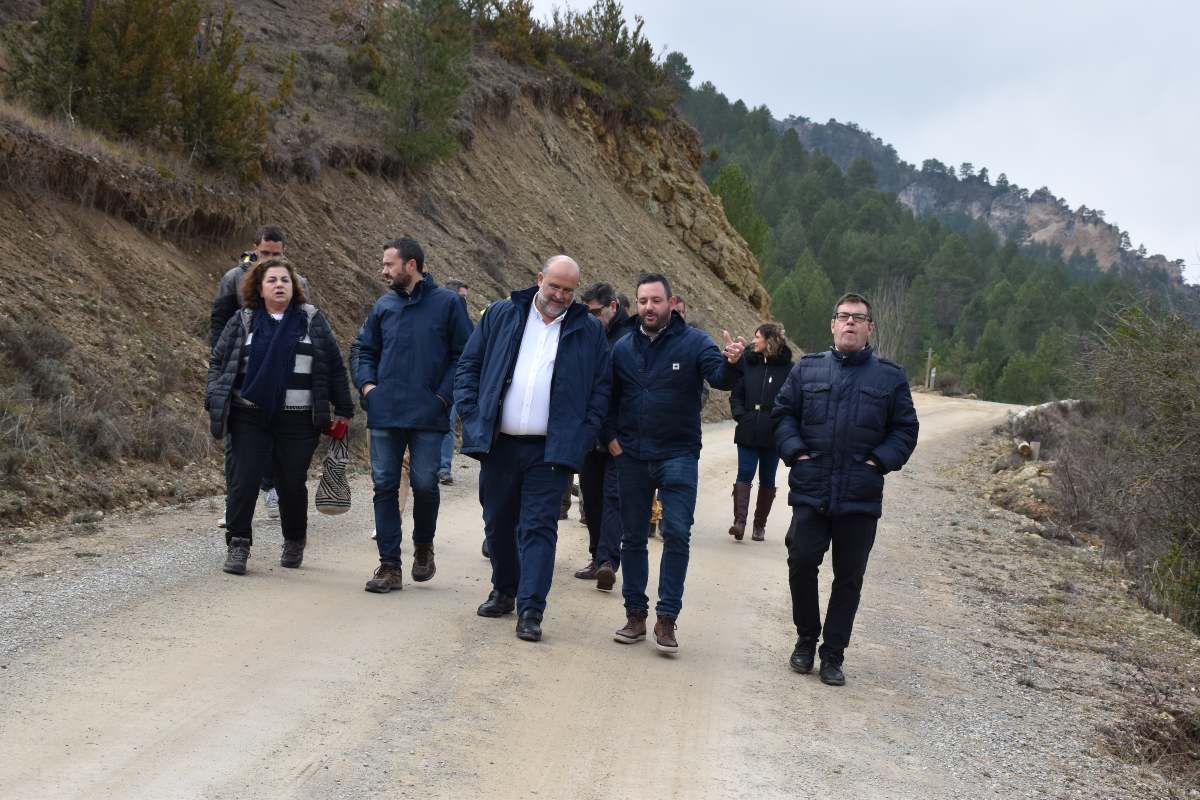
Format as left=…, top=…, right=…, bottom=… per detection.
left=789, top=637, right=816, bottom=674
left=574, top=559, right=598, bottom=580
left=223, top=537, right=250, bottom=575
left=516, top=610, right=542, bottom=642
left=819, top=660, right=845, bottom=686
left=280, top=539, right=305, bottom=569
left=477, top=590, right=515, bottom=617
left=481, top=537, right=490, bottom=560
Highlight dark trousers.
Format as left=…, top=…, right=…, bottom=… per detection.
left=785, top=504, right=878, bottom=665
left=223, top=434, right=274, bottom=517
left=370, top=428, right=442, bottom=564
left=226, top=407, right=319, bottom=545
left=615, top=453, right=698, bottom=618
left=735, top=444, right=780, bottom=487
left=479, top=435, right=571, bottom=618
left=579, top=449, right=623, bottom=570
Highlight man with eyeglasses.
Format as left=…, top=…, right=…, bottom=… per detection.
left=573, top=281, right=637, bottom=590
left=771, top=292, right=918, bottom=686
left=455, top=256, right=611, bottom=642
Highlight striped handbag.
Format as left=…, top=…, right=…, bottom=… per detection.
left=315, top=435, right=351, bottom=514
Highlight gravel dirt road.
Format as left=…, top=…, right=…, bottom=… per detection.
left=0, top=394, right=1185, bottom=799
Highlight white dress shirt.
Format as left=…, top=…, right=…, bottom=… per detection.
left=499, top=300, right=565, bottom=436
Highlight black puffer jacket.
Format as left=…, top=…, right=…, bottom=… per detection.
left=730, top=345, right=794, bottom=449
left=206, top=304, right=354, bottom=438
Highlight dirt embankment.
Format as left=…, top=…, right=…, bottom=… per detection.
left=0, top=45, right=769, bottom=529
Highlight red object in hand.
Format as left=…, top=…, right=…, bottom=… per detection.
left=323, top=419, right=348, bottom=440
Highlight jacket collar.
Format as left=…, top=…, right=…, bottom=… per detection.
left=637, top=311, right=686, bottom=342
left=831, top=343, right=873, bottom=366
left=393, top=271, right=437, bottom=302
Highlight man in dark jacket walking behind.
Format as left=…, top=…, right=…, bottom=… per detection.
left=354, top=237, right=472, bottom=593
left=771, top=292, right=918, bottom=686
left=455, top=256, right=611, bottom=642
left=609, top=273, right=746, bottom=655
left=574, top=281, right=637, bottom=591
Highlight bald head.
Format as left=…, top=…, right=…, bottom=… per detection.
left=535, top=254, right=581, bottom=321
left=542, top=255, right=581, bottom=279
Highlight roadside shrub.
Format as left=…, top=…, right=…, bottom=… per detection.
left=1051, top=307, right=1200, bottom=632
left=2, top=0, right=274, bottom=181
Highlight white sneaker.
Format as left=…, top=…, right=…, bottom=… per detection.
left=264, top=488, right=280, bottom=519
left=217, top=515, right=227, bottom=529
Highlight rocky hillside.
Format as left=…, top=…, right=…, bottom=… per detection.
left=0, top=16, right=769, bottom=526
left=779, top=115, right=1185, bottom=283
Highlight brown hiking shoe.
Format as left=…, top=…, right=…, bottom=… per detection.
left=654, top=616, right=679, bottom=654
left=574, top=559, right=598, bottom=580
left=613, top=611, right=647, bottom=644
left=223, top=537, right=250, bottom=575
left=595, top=561, right=616, bottom=592
left=280, top=539, right=305, bottom=568
left=411, top=542, right=436, bottom=582
left=364, top=562, right=403, bottom=593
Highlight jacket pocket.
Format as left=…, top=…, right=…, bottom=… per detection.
left=844, top=455, right=885, bottom=502
left=856, top=385, right=889, bottom=431
left=801, top=382, right=832, bottom=425
left=789, top=452, right=825, bottom=496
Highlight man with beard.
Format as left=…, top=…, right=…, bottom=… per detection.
left=608, top=273, right=746, bottom=654
left=353, top=237, right=472, bottom=593
left=573, top=281, right=637, bottom=591
left=455, top=256, right=611, bottom=642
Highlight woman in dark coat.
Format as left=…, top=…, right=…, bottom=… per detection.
left=728, top=323, right=793, bottom=541
left=207, top=256, right=353, bottom=575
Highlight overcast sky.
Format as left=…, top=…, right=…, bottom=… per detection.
left=533, top=0, right=1199, bottom=284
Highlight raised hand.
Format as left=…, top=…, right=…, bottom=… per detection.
left=722, top=330, right=747, bottom=363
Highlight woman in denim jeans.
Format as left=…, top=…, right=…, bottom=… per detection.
left=728, top=324, right=793, bottom=541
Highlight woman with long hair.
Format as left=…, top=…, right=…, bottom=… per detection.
left=728, top=323, right=793, bottom=541
left=207, top=256, right=353, bottom=574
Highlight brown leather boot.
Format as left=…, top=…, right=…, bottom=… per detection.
left=614, top=610, right=648, bottom=644
left=752, top=486, right=777, bottom=541
left=653, top=615, right=679, bottom=654
left=728, top=482, right=752, bottom=540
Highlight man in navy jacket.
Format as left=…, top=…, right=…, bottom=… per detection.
left=771, top=292, right=918, bottom=686
left=608, top=273, right=746, bottom=655
left=353, top=237, right=472, bottom=593
left=454, top=256, right=611, bottom=642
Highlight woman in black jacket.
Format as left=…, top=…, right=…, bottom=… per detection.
left=728, top=323, right=793, bottom=541
left=207, top=256, right=353, bottom=575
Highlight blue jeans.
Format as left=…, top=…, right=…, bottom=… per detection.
left=371, top=428, right=442, bottom=564
left=438, top=404, right=459, bottom=475
left=615, top=453, right=698, bottom=618
left=736, top=445, right=780, bottom=487
left=479, top=435, right=571, bottom=617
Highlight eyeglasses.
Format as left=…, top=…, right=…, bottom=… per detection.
left=833, top=312, right=871, bottom=323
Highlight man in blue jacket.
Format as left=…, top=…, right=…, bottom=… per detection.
left=454, top=256, right=611, bottom=642
left=609, top=273, right=746, bottom=655
left=353, top=237, right=472, bottom=593
left=771, top=292, right=919, bottom=686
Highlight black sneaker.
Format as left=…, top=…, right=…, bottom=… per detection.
left=223, top=537, right=250, bottom=575
left=819, top=660, right=846, bottom=686
left=789, top=637, right=816, bottom=674
left=516, top=610, right=542, bottom=642
left=364, top=562, right=403, bottom=593
left=280, top=539, right=305, bottom=569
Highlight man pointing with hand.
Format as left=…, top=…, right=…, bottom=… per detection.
left=607, top=273, right=745, bottom=655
